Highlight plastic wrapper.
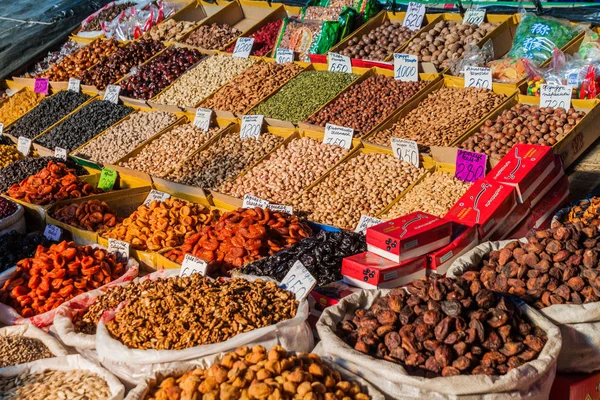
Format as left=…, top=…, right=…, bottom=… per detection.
left=103, top=1, right=181, bottom=41
left=274, top=17, right=342, bottom=62
left=21, top=41, right=83, bottom=78
left=578, top=28, right=600, bottom=61
left=301, top=6, right=358, bottom=39
left=450, top=39, right=494, bottom=77
left=79, top=0, right=138, bottom=35
left=489, top=57, right=527, bottom=83
left=318, top=0, right=378, bottom=23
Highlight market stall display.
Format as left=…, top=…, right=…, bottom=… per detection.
left=0, top=336, right=54, bottom=367
left=225, top=20, right=283, bottom=57
left=144, top=19, right=198, bottom=42
left=21, top=41, right=83, bottom=78
left=0, top=231, right=56, bottom=274
left=80, top=2, right=136, bottom=33
left=183, top=22, right=242, bottom=50
left=275, top=18, right=343, bottom=62
left=562, top=196, right=600, bottom=226
left=0, top=90, right=44, bottom=127
left=51, top=200, right=121, bottom=233
left=339, top=21, right=414, bottom=61
left=0, top=157, right=88, bottom=193
left=0, top=145, right=20, bottom=168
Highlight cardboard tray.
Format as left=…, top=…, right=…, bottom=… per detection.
left=0, top=87, right=46, bottom=132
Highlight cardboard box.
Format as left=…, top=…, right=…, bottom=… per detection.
left=528, top=155, right=565, bottom=209
left=550, top=371, right=600, bottom=400
left=489, top=198, right=531, bottom=241
left=531, top=175, right=571, bottom=230
left=488, top=144, right=555, bottom=203
left=427, top=224, right=479, bottom=276
left=445, top=178, right=518, bottom=240
left=366, top=212, right=452, bottom=262
left=342, top=252, right=426, bottom=289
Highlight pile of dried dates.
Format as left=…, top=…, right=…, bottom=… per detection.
left=337, top=275, right=547, bottom=377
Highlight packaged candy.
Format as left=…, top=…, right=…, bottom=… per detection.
left=274, top=17, right=342, bottom=61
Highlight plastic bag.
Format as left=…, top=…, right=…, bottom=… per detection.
left=274, top=17, right=343, bottom=62
left=450, top=39, right=494, bottom=77
left=301, top=6, right=359, bottom=39
left=79, top=0, right=140, bottom=36
left=103, top=1, right=181, bottom=41
left=578, top=28, right=600, bottom=61
left=318, top=0, right=378, bottom=23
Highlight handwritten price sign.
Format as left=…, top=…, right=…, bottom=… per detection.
left=455, top=149, right=487, bottom=183
left=34, top=78, right=49, bottom=94
left=403, top=2, right=426, bottom=31
left=393, top=54, right=419, bottom=82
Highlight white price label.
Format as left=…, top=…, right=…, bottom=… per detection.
left=0, top=123, right=3, bottom=136
left=280, top=260, right=317, bottom=301
left=463, top=9, right=486, bottom=26
left=403, top=2, right=426, bottom=31
left=108, top=239, right=130, bottom=261
left=68, top=78, right=81, bottom=92
left=17, top=136, right=31, bottom=156
left=143, top=189, right=171, bottom=206
left=393, top=53, right=419, bottom=82
left=180, top=253, right=208, bottom=277
left=323, top=123, right=353, bottom=149
left=267, top=203, right=293, bottom=215
left=232, top=37, right=254, bottom=58
left=193, top=108, right=212, bottom=132
left=465, top=66, right=492, bottom=90
left=103, top=85, right=121, bottom=104
left=240, top=115, right=264, bottom=140
left=354, top=215, right=384, bottom=233
left=391, top=137, right=420, bottom=168
left=328, top=53, right=352, bottom=73
left=44, top=224, right=62, bottom=241
left=540, top=84, right=572, bottom=110
left=275, top=48, right=294, bottom=64
left=55, top=147, right=68, bottom=160
left=243, top=194, right=269, bottom=209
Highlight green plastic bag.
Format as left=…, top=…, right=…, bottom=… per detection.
left=318, top=0, right=378, bottom=23
left=274, top=17, right=342, bottom=61
left=300, top=6, right=358, bottom=39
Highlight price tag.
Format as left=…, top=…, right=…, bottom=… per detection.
left=193, top=108, right=212, bottom=132
left=391, top=138, right=420, bottom=168
left=98, top=167, right=118, bottom=191
left=540, top=84, right=572, bottom=110
left=328, top=53, right=352, bottom=73
left=280, top=260, right=317, bottom=301
left=0, top=123, right=3, bottom=136
left=463, top=9, right=486, bottom=26
left=44, top=224, right=62, bottom=241
left=232, top=37, right=255, bottom=58
left=68, top=78, right=81, bottom=92
left=403, top=2, right=426, bottom=31
left=275, top=48, right=294, bottom=64
left=455, top=149, right=487, bottom=183
left=354, top=215, right=383, bottom=233
left=243, top=194, right=269, bottom=209
left=34, top=78, right=49, bottom=94
left=464, top=66, right=492, bottom=90
left=108, top=239, right=130, bottom=261
left=17, top=136, right=32, bottom=156
left=240, top=115, right=264, bottom=140
left=143, top=189, right=171, bottom=206
left=179, top=253, right=208, bottom=277
left=393, top=53, right=419, bottom=82
left=54, top=147, right=68, bottom=161
left=103, top=85, right=121, bottom=104
left=267, top=203, right=293, bottom=215
left=323, top=123, right=353, bottom=149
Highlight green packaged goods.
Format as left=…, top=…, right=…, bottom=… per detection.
left=301, top=6, right=358, bottom=39
left=274, top=18, right=342, bottom=62
left=318, top=0, right=378, bottom=22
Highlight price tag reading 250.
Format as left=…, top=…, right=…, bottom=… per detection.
left=240, top=115, right=264, bottom=140
left=323, top=124, right=353, bottom=149
left=464, top=66, right=492, bottom=90
left=455, top=149, right=486, bottom=183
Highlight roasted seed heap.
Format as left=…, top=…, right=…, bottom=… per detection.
left=144, top=345, right=372, bottom=400
left=106, top=275, right=298, bottom=350
left=337, top=275, right=548, bottom=377
left=0, top=336, right=54, bottom=367
left=0, top=370, right=111, bottom=400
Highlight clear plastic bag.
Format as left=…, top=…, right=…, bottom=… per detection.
left=450, top=39, right=494, bottom=77
left=103, top=1, right=181, bottom=41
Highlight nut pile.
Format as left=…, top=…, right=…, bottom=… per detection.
left=119, top=123, right=221, bottom=177
left=0, top=369, right=111, bottom=400
left=80, top=39, right=165, bottom=90
left=164, top=207, right=312, bottom=275
left=0, top=197, right=18, bottom=219
left=406, top=20, right=498, bottom=69
left=368, top=87, right=506, bottom=149
left=75, top=110, right=177, bottom=164
left=106, top=276, right=298, bottom=350
left=0, top=90, right=44, bottom=126
left=0, top=232, right=56, bottom=273
left=305, top=75, right=426, bottom=136
left=0, top=336, right=54, bottom=367
left=200, top=61, right=303, bottom=114
left=340, top=21, right=415, bottom=60
left=154, top=54, right=256, bottom=107
left=337, top=274, right=548, bottom=377
left=292, top=152, right=425, bottom=229
left=39, top=39, right=120, bottom=81
left=144, top=19, right=198, bottom=42
left=459, top=225, right=600, bottom=308
left=219, top=137, right=348, bottom=204
left=35, top=100, right=133, bottom=152
left=241, top=230, right=367, bottom=286
left=165, top=131, right=283, bottom=190
left=253, top=71, right=359, bottom=124
left=183, top=22, right=242, bottom=50
left=0, top=157, right=87, bottom=193
left=565, top=196, right=600, bottom=227
left=144, top=345, right=372, bottom=400
left=119, top=46, right=204, bottom=100
left=0, top=240, right=127, bottom=317
left=101, top=197, right=219, bottom=251
left=382, top=171, right=472, bottom=219
left=82, top=2, right=135, bottom=31
left=52, top=200, right=121, bottom=232
left=9, top=91, right=91, bottom=139
left=0, top=145, right=20, bottom=168
left=461, top=104, right=586, bottom=159
left=225, top=20, right=283, bottom=57
left=22, top=41, right=83, bottom=78
left=8, top=161, right=101, bottom=206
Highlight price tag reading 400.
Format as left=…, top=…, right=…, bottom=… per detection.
left=455, top=149, right=487, bottom=183
left=280, top=260, right=317, bottom=301
left=193, top=108, right=212, bottom=132
left=463, top=9, right=486, bottom=26
left=232, top=37, right=255, bottom=59
left=393, top=54, right=419, bottom=82
left=103, top=85, right=121, bottom=104
left=540, top=84, right=572, bottom=111
left=391, top=137, right=419, bottom=168
left=275, top=48, right=294, bottom=64
left=180, top=254, right=208, bottom=278
left=464, top=66, right=492, bottom=90
left=403, top=2, right=426, bottom=31
left=328, top=53, right=352, bottom=73
left=240, top=115, right=264, bottom=140
left=323, top=123, right=353, bottom=149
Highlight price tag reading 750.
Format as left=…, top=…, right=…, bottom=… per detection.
left=391, top=138, right=419, bottom=168
left=280, top=260, right=317, bottom=301
left=240, top=115, right=264, bottom=140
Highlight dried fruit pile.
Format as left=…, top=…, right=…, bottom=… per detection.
left=51, top=200, right=121, bottom=232
left=564, top=196, right=600, bottom=227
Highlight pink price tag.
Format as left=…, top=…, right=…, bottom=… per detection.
left=455, top=149, right=487, bottom=183
left=34, top=78, right=49, bottom=94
